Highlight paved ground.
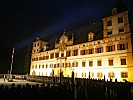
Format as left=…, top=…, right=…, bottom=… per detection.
left=0, top=78, right=43, bottom=87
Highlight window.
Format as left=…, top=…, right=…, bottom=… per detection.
left=55, top=53, right=59, bottom=58
left=67, top=63, right=71, bottom=67
left=89, top=61, right=93, bottom=67
left=121, top=58, right=126, bottom=65
left=82, top=62, right=86, bottom=67
left=89, top=48, right=94, bottom=54
left=74, top=49, right=78, bottom=56
left=39, top=65, right=41, bottom=69
left=72, top=62, right=78, bottom=67
left=82, top=72, right=86, bottom=78
left=109, top=59, right=113, bottom=66
left=118, top=16, right=123, bottom=23
left=42, top=72, right=43, bottom=76
left=117, top=43, right=128, bottom=50
left=97, top=72, right=103, bottom=78
left=42, top=65, right=44, bottom=69
left=66, top=51, right=71, bottom=57
left=119, top=28, right=124, bottom=33
left=121, top=72, right=128, bottom=78
left=35, top=65, right=37, bottom=69
left=107, top=20, right=112, bottom=26
left=95, top=47, right=103, bottom=53
left=50, top=64, right=53, bottom=68
left=89, top=72, right=94, bottom=78
left=106, top=45, right=115, bottom=52
left=37, top=43, right=39, bottom=46
left=76, top=62, right=78, bottom=67
left=74, top=72, right=77, bottom=77
left=80, top=50, right=85, bottom=55
left=61, top=53, right=64, bottom=57
left=50, top=53, right=54, bottom=59
left=32, top=65, right=34, bottom=69
left=34, top=44, right=36, bottom=47
left=54, top=64, right=56, bottom=68
left=97, top=60, right=102, bottom=66
left=108, top=31, right=112, bottom=35
left=46, top=64, right=48, bottom=68
left=108, top=72, right=115, bottom=78
left=45, top=56, right=49, bottom=60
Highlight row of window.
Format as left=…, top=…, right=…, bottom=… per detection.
left=107, top=16, right=123, bottom=27
left=108, top=27, right=125, bottom=36
left=32, top=43, right=128, bottom=61
left=32, top=57, right=126, bottom=69
left=34, top=43, right=40, bottom=47
left=32, top=71, right=128, bottom=79
left=80, top=71, right=128, bottom=78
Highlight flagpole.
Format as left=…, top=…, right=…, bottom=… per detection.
left=10, top=48, right=15, bottom=79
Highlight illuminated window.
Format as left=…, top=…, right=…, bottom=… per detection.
left=82, top=62, right=86, bottom=67
left=95, top=47, right=103, bottom=53
left=74, top=72, right=77, bottom=77
left=66, top=51, right=71, bottom=57
left=108, top=72, right=115, bottom=78
left=121, top=58, right=126, bottom=65
left=97, top=60, right=102, bottom=66
left=118, top=16, right=123, bottom=23
left=74, top=49, right=78, bottom=56
left=121, top=72, right=128, bottom=78
left=50, top=53, right=54, bottom=59
left=42, top=72, right=43, bottom=76
left=50, top=72, right=53, bottom=76
left=107, top=20, right=112, bottom=26
left=82, top=72, right=86, bottom=78
left=97, top=72, right=103, bottom=78
left=106, top=45, right=115, bottom=52
left=109, top=59, right=113, bottom=66
left=89, top=72, right=94, bottom=78
left=42, top=65, right=44, bottom=69
left=89, top=61, right=93, bottom=67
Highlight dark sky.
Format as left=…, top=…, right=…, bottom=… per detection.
left=0, top=0, right=133, bottom=74
left=0, top=0, right=133, bottom=49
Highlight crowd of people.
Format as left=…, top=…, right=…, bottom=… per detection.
left=0, top=77, right=132, bottom=100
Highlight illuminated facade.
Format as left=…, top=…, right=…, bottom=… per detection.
left=30, top=0, right=133, bottom=82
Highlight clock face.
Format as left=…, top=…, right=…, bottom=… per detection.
left=112, top=7, right=117, bottom=15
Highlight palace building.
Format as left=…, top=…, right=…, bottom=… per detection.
left=30, top=0, right=133, bottom=82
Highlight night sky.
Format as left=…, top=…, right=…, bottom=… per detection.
left=0, top=0, right=133, bottom=74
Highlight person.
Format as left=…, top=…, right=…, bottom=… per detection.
left=4, top=74, right=5, bottom=82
